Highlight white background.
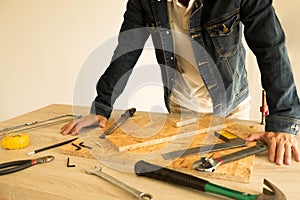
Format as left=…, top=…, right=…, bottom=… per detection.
left=0, top=0, right=299, bottom=122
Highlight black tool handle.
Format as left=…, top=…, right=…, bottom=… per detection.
left=0, top=160, right=32, bottom=176
left=28, top=137, right=78, bottom=155
left=134, top=160, right=207, bottom=192
left=121, top=108, right=136, bottom=119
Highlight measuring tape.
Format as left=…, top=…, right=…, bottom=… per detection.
left=1, top=132, right=30, bottom=150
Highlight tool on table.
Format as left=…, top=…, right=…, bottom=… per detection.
left=86, top=166, right=153, bottom=200
left=0, top=114, right=82, bottom=134
left=260, top=90, right=269, bottom=125
left=162, top=130, right=247, bottom=160
left=27, top=137, right=78, bottom=155
left=67, top=157, right=75, bottom=167
left=192, top=142, right=267, bottom=172
left=71, top=143, right=82, bottom=151
left=79, top=142, right=92, bottom=149
left=0, top=155, right=54, bottom=176
left=99, top=108, right=136, bottom=139
left=134, top=160, right=286, bottom=200
left=1, top=132, right=30, bottom=150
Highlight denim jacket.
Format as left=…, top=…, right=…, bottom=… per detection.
left=92, top=0, right=300, bottom=135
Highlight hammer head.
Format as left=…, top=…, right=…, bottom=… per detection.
left=256, top=179, right=286, bottom=200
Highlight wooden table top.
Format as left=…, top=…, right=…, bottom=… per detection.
left=0, top=104, right=299, bottom=200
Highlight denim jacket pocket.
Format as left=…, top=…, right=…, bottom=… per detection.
left=207, top=13, right=240, bottom=57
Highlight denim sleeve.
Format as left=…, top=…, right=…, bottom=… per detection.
left=91, top=0, right=150, bottom=119
left=240, top=0, right=300, bottom=135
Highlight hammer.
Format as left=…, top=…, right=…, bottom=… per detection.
left=134, top=160, right=286, bottom=200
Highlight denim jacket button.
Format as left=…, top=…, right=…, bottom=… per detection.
left=291, top=124, right=299, bottom=134
left=166, top=31, right=170, bottom=34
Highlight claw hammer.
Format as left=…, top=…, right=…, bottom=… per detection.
left=135, top=160, right=286, bottom=200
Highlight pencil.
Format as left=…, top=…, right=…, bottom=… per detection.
left=27, top=137, right=78, bottom=156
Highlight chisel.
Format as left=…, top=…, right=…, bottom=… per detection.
left=99, top=108, right=136, bottom=139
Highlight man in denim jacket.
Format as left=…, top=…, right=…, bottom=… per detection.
left=61, top=0, right=300, bottom=165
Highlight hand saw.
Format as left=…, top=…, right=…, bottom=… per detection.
left=161, top=130, right=247, bottom=160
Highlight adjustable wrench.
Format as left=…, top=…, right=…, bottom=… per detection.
left=86, top=166, right=152, bottom=200
left=192, top=142, right=267, bottom=172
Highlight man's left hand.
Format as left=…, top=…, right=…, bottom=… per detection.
left=246, top=132, right=300, bottom=165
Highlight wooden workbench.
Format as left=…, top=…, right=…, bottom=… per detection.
left=0, top=104, right=299, bottom=199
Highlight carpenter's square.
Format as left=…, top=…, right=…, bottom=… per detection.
left=161, top=130, right=247, bottom=160
left=100, top=108, right=136, bottom=139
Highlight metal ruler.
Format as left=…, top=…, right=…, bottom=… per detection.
left=161, top=130, right=247, bottom=160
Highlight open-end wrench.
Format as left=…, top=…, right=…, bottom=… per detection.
left=86, top=166, right=153, bottom=200
left=192, top=142, right=267, bottom=172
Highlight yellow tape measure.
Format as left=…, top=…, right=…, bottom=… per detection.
left=1, top=132, right=30, bottom=150
left=216, top=130, right=238, bottom=140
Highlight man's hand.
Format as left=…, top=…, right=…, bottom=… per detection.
left=246, top=132, right=300, bottom=165
left=60, top=114, right=107, bottom=135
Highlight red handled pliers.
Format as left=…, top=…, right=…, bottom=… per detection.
left=0, top=155, right=54, bottom=176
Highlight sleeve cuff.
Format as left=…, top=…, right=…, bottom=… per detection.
left=90, top=101, right=113, bottom=119
left=265, top=115, right=300, bottom=135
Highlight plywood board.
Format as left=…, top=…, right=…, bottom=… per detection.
left=60, top=112, right=260, bottom=183
left=106, top=114, right=235, bottom=152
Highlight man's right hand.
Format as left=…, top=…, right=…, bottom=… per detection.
left=60, top=114, right=107, bottom=135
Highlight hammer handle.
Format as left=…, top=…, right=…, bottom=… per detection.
left=135, top=160, right=207, bottom=191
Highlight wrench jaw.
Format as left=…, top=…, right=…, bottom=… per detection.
left=139, top=193, right=153, bottom=200
left=85, top=166, right=103, bottom=176
left=192, top=157, right=221, bottom=172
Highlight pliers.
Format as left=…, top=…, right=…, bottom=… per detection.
left=0, top=155, right=54, bottom=176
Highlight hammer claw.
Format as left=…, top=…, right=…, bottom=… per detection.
left=256, top=179, right=286, bottom=200
left=262, top=188, right=273, bottom=196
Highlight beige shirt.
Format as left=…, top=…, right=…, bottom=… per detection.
left=168, top=0, right=214, bottom=113
left=167, top=0, right=251, bottom=119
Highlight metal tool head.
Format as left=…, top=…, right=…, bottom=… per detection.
left=138, top=192, right=153, bottom=200
left=256, top=179, right=286, bottom=200
left=192, top=157, right=220, bottom=172
left=161, top=130, right=247, bottom=160
left=121, top=108, right=136, bottom=119
left=35, top=155, right=55, bottom=164
left=85, top=166, right=103, bottom=175
left=100, top=108, right=136, bottom=139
